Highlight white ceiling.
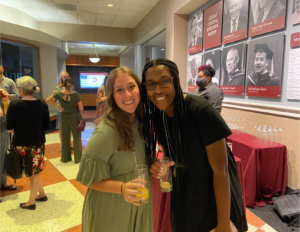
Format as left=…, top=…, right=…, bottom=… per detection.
left=68, top=42, right=127, bottom=55
left=0, top=0, right=160, bottom=28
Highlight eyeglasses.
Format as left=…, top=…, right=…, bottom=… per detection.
left=144, top=77, right=174, bottom=90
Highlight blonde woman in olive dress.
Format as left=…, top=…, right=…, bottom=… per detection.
left=76, top=67, right=153, bottom=232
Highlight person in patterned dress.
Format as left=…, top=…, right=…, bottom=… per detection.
left=6, top=76, right=50, bottom=210
left=96, top=75, right=108, bottom=118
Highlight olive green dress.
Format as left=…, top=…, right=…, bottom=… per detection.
left=76, top=120, right=153, bottom=232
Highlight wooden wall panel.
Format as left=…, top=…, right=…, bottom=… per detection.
left=80, top=93, right=97, bottom=106
left=66, top=55, right=120, bottom=67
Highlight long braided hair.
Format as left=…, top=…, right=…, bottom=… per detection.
left=141, top=58, right=188, bottom=168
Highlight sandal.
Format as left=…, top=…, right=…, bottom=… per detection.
left=0, top=184, right=17, bottom=191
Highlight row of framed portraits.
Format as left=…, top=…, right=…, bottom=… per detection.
left=188, top=0, right=299, bottom=54
left=187, top=33, right=285, bottom=98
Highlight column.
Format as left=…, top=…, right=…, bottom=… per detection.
left=134, top=45, right=143, bottom=79
left=40, top=47, right=58, bottom=111
left=150, top=46, right=161, bottom=61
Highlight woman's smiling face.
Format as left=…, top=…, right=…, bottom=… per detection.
left=113, top=72, right=140, bottom=116
left=145, top=65, right=175, bottom=114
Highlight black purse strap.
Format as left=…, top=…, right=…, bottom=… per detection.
left=74, top=91, right=82, bottom=123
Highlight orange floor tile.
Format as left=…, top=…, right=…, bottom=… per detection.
left=246, top=208, right=266, bottom=228
left=69, top=179, right=88, bottom=197
left=62, top=224, right=82, bottom=232
left=1, top=160, right=67, bottom=197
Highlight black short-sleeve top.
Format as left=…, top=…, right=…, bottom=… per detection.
left=160, top=94, right=247, bottom=232
left=6, top=99, right=50, bottom=147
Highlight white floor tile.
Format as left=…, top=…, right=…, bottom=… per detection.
left=0, top=181, right=84, bottom=232
left=260, top=224, right=278, bottom=232
left=49, top=155, right=80, bottom=180
left=45, top=133, right=61, bottom=145
left=247, top=223, right=258, bottom=232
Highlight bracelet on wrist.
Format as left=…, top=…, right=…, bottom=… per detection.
left=121, top=182, right=125, bottom=194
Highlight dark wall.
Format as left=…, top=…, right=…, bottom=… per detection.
left=66, top=66, right=115, bottom=93
left=1, top=42, right=21, bottom=82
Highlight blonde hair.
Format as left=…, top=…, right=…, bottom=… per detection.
left=58, top=71, right=69, bottom=87
left=17, top=76, right=40, bottom=96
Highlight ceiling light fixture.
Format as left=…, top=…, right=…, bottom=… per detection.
left=89, top=44, right=100, bottom=63
left=108, top=4, right=113, bottom=7
left=161, top=49, right=165, bottom=50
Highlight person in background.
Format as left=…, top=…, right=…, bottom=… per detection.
left=0, top=64, right=18, bottom=192
left=6, top=76, right=50, bottom=210
left=192, top=65, right=224, bottom=113
left=46, top=77, right=83, bottom=163
left=292, top=0, right=300, bottom=25
left=0, top=65, right=19, bottom=101
left=96, top=75, right=108, bottom=118
left=76, top=67, right=153, bottom=232
left=142, top=58, right=247, bottom=232
left=53, top=71, right=74, bottom=151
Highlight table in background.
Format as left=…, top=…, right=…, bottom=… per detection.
left=152, top=157, right=246, bottom=232
left=227, top=132, right=287, bottom=208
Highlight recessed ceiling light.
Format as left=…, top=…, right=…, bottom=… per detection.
left=70, top=46, right=74, bottom=48
left=108, top=4, right=113, bottom=7
left=161, top=49, right=165, bottom=50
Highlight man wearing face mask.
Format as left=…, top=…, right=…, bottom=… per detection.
left=192, top=65, right=224, bottom=113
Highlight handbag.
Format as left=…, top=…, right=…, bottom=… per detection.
left=75, top=92, right=86, bottom=132
left=3, top=136, right=23, bottom=181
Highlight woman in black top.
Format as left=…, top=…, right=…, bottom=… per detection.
left=7, top=76, right=50, bottom=210
left=141, top=59, right=247, bottom=232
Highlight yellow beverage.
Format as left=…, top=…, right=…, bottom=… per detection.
left=136, top=187, right=149, bottom=205
left=160, top=181, right=172, bottom=192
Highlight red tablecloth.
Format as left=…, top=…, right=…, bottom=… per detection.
left=227, top=132, right=287, bottom=208
left=152, top=156, right=246, bottom=232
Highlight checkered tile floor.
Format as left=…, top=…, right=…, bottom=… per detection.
left=0, top=119, right=278, bottom=231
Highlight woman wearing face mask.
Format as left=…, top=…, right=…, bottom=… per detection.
left=142, top=58, right=247, bottom=232
left=76, top=67, right=152, bottom=232
left=192, top=64, right=224, bottom=113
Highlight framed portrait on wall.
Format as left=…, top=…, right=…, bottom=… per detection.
left=203, top=0, right=223, bottom=50
left=187, top=53, right=202, bottom=93
left=246, top=33, right=285, bottom=98
left=220, top=42, right=247, bottom=95
left=292, top=0, right=300, bottom=25
left=249, top=0, right=287, bottom=37
left=222, top=0, right=249, bottom=44
left=188, top=11, right=204, bottom=54
left=203, top=49, right=221, bottom=86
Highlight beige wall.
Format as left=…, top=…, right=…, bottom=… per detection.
left=120, top=56, right=135, bottom=71
left=222, top=107, right=300, bottom=190
left=38, top=22, right=134, bottom=45
left=0, top=5, right=38, bottom=30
